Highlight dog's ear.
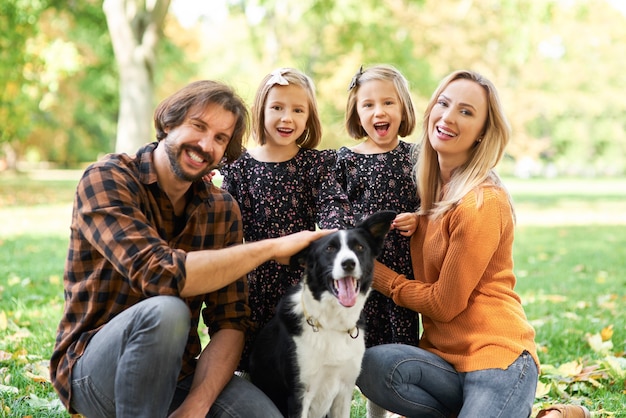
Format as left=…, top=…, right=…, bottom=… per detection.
left=358, top=210, right=396, bottom=255
left=359, top=210, right=396, bottom=240
left=290, top=247, right=309, bottom=269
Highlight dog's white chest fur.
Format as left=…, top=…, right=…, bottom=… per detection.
left=289, top=278, right=368, bottom=418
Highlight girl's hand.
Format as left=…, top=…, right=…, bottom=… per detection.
left=202, top=171, right=216, bottom=183
left=391, top=212, right=418, bottom=237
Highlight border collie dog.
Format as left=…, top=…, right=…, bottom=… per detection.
left=250, top=211, right=396, bottom=418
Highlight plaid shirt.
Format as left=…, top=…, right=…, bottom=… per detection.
left=50, top=142, right=250, bottom=412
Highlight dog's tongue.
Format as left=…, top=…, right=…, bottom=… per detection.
left=336, top=277, right=357, bottom=307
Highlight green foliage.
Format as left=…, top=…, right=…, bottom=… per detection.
left=0, top=1, right=119, bottom=166
left=0, top=0, right=48, bottom=145
left=2, top=0, right=626, bottom=173
left=1, top=174, right=625, bottom=416
left=219, top=0, right=626, bottom=175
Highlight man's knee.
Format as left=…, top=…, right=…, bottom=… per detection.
left=134, top=296, right=191, bottom=345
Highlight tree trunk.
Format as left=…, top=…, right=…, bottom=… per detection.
left=103, top=0, right=171, bottom=154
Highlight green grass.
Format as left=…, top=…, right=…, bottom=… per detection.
left=1, top=173, right=625, bottom=417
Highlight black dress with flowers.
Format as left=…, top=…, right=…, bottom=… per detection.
left=220, top=148, right=353, bottom=371
left=335, top=140, right=420, bottom=348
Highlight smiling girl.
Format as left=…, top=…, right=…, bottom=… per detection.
left=334, top=64, right=421, bottom=417
left=335, top=64, right=421, bottom=348
left=220, top=68, right=353, bottom=375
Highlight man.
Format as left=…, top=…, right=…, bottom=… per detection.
left=50, top=80, right=332, bottom=418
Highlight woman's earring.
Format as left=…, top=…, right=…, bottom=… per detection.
left=477, top=137, right=483, bottom=143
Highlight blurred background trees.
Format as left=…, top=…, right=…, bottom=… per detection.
left=103, top=0, right=171, bottom=153
left=1, top=0, right=624, bottom=176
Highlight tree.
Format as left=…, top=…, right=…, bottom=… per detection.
left=103, top=0, right=171, bottom=154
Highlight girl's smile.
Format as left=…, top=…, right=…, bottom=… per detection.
left=356, top=79, right=402, bottom=151
left=263, top=84, right=309, bottom=148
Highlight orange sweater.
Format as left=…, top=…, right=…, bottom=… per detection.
left=374, top=186, right=539, bottom=372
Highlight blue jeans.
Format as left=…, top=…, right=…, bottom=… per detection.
left=357, top=344, right=538, bottom=418
left=70, top=296, right=282, bottom=418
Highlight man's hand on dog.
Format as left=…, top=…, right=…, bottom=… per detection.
left=272, top=229, right=337, bottom=265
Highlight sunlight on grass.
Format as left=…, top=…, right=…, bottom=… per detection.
left=0, top=205, right=73, bottom=237
left=504, top=177, right=626, bottom=226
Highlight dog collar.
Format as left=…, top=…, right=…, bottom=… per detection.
left=300, top=293, right=360, bottom=339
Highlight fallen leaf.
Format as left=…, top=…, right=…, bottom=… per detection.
left=574, top=301, right=590, bottom=309
left=0, top=350, right=12, bottom=361
left=25, top=393, right=64, bottom=412
left=0, top=384, right=18, bottom=394
left=557, top=360, right=583, bottom=377
left=24, top=371, right=48, bottom=383
left=601, top=325, right=614, bottom=341
left=587, top=332, right=613, bottom=355
left=48, top=274, right=61, bottom=285
left=602, top=356, right=626, bottom=379
left=24, top=361, right=51, bottom=383
left=595, top=270, right=608, bottom=284
left=535, top=380, right=550, bottom=398
left=541, top=294, right=567, bottom=303
left=5, top=329, right=32, bottom=343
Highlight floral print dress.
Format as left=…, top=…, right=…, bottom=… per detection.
left=220, top=148, right=353, bottom=371
left=335, top=140, right=420, bottom=348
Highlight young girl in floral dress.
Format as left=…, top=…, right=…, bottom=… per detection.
left=220, top=68, right=353, bottom=374
left=335, top=64, right=421, bottom=417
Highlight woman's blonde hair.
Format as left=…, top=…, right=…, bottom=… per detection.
left=345, top=64, right=416, bottom=139
left=251, top=68, right=322, bottom=149
left=414, top=70, right=513, bottom=219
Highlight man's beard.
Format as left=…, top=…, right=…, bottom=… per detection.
left=165, top=140, right=215, bottom=182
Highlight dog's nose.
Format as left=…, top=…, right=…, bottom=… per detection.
left=342, top=258, right=356, bottom=272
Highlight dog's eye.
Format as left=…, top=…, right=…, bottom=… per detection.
left=354, top=244, right=364, bottom=252
left=325, top=245, right=337, bottom=253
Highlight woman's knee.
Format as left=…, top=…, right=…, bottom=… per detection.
left=361, top=344, right=424, bottom=376
left=358, top=344, right=409, bottom=396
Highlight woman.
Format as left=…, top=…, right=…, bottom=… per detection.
left=356, top=70, right=540, bottom=418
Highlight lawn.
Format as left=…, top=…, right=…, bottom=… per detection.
left=1, top=172, right=625, bottom=417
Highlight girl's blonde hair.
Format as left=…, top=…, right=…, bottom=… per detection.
left=345, top=64, right=416, bottom=139
left=414, top=70, right=513, bottom=219
left=252, top=68, right=322, bottom=149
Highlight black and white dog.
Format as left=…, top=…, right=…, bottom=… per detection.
left=249, top=211, right=396, bottom=418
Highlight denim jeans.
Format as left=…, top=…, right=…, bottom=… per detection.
left=357, top=344, right=538, bottom=418
left=70, top=296, right=282, bottom=418
left=168, top=372, right=283, bottom=418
